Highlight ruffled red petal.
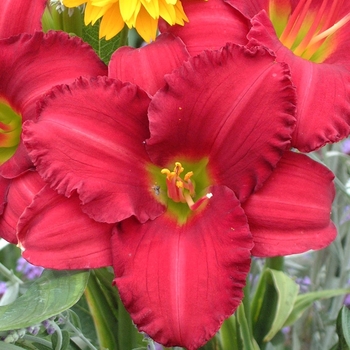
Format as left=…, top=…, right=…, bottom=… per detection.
left=0, top=0, right=46, bottom=38
left=23, top=77, right=164, bottom=224
left=0, top=175, right=13, bottom=243
left=0, top=31, right=106, bottom=122
left=113, top=186, right=252, bottom=349
left=242, top=151, right=336, bottom=256
left=147, top=43, right=296, bottom=202
left=159, top=0, right=250, bottom=56
left=246, top=11, right=350, bottom=152
left=0, top=31, right=107, bottom=178
left=18, top=187, right=113, bottom=269
left=109, top=33, right=190, bottom=95
left=0, top=171, right=44, bottom=244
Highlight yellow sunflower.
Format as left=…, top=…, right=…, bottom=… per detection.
left=62, top=0, right=189, bottom=42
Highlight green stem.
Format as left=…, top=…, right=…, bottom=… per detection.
left=0, top=263, right=23, bottom=284
left=118, top=25, right=129, bottom=47
left=49, top=322, right=62, bottom=350
left=265, top=257, right=284, bottom=271
left=22, top=334, right=52, bottom=347
left=65, top=320, right=97, bottom=350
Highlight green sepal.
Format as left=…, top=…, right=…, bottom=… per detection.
left=0, top=270, right=89, bottom=331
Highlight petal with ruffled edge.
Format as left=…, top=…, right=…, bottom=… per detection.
left=17, top=186, right=113, bottom=269
left=242, top=151, right=336, bottom=257
left=159, top=0, right=250, bottom=56
left=0, top=31, right=107, bottom=178
left=0, top=31, right=107, bottom=123
left=0, top=171, right=44, bottom=245
left=147, top=43, right=296, bottom=202
left=23, top=77, right=164, bottom=224
left=113, top=186, right=253, bottom=349
left=0, top=0, right=46, bottom=38
left=244, top=11, right=350, bottom=152
left=109, top=33, right=190, bottom=95
left=0, top=175, right=13, bottom=243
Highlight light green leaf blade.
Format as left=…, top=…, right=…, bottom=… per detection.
left=283, top=288, right=350, bottom=327
left=332, top=306, right=350, bottom=350
left=263, top=269, right=299, bottom=342
left=0, top=270, right=89, bottom=331
left=340, top=307, right=350, bottom=347
left=0, top=343, right=30, bottom=350
left=237, top=304, right=260, bottom=350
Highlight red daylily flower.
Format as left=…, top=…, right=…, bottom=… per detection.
left=224, top=0, right=350, bottom=152
left=22, top=43, right=336, bottom=349
left=0, top=0, right=46, bottom=39
left=0, top=30, right=113, bottom=268
left=0, top=31, right=107, bottom=177
left=162, top=0, right=350, bottom=152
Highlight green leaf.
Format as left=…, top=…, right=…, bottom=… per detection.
left=52, top=329, right=70, bottom=350
left=66, top=310, right=81, bottom=330
left=218, top=315, right=240, bottom=350
left=283, top=288, right=350, bottom=326
left=0, top=343, right=32, bottom=350
left=340, top=307, right=350, bottom=347
left=251, top=268, right=299, bottom=344
left=31, top=343, right=52, bottom=350
left=263, top=269, right=299, bottom=342
left=332, top=306, right=350, bottom=350
left=82, top=21, right=128, bottom=64
left=86, top=268, right=144, bottom=350
left=0, top=270, right=89, bottom=331
left=84, top=269, right=118, bottom=350
left=237, top=304, right=260, bottom=350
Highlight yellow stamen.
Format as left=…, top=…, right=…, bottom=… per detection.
left=161, top=162, right=211, bottom=210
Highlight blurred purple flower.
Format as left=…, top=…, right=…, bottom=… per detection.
left=342, top=139, right=350, bottom=155
left=295, top=276, right=311, bottom=293
left=340, top=206, right=350, bottom=225
left=344, top=294, right=350, bottom=308
left=16, top=257, right=44, bottom=280
left=0, top=281, right=7, bottom=295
